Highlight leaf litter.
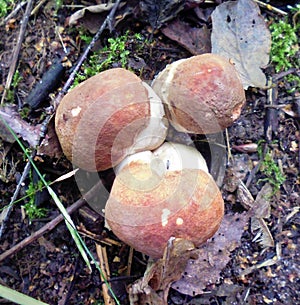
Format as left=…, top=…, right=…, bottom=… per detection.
left=211, top=0, right=272, bottom=89
left=172, top=213, right=249, bottom=296
left=0, top=0, right=299, bottom=304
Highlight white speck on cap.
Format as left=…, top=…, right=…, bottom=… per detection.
left=71, top=106, right=82, bottom=117
left=161, top=208, right=171, bottom=227
left=176, top=217, right=184, bottom=225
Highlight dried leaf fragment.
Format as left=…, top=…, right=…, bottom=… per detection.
left=128, top=237, right=195, bottom=305
left=0, top=105, right=40, bottom=147
left=250, top=183, right=274, bottom=248
left=172, top=213, right=249, bottom=296
left=139, top=0, right=185, bottom=29
left=161, top=20, right=211, bottom=54
left=211, top=0, right=271, bottom=89
left=68, top=3, right=115, bottom=27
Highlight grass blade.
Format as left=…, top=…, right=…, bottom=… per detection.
left=0, top=284, right=49, bottom=305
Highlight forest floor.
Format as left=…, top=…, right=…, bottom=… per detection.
left=0, top=0, right=299, bottom=304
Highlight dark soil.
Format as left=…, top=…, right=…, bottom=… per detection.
left=0, top=1, right=299, bottom=305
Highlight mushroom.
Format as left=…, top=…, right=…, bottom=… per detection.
left=151, top=53, right=246, bottom=134
left=105, top=142, right=224, bottom=258
left=55, top=68, right=168, bottom=171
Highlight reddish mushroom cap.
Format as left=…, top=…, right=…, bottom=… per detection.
left=105, top=144, right=224, bottom=258
left=151, top=53, right=246, bottom=134
left=55, top=68, right=168, bottom=171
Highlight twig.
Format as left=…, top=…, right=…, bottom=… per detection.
left=127, top=247, right=134, bottom=276
left=96, top=244, right=116, bottom=305
left=0, top=160, right=31, bottom=240
left=0, top=1, right=27, bottom=27
left=1, top=0, right=35, bottom=104
left=264, top=77, right=279, bottom=143
left=225, top=128, right=232, bottom=162
left=0, top=181, right=102, bottom=262
left=272, top=68, right=300, bottom=82
left=253, top=0, right=288, bottom=16
left=31, top=0, right=48, bottom=16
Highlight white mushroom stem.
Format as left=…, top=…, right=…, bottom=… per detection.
left=115, top=142, right=209, bottom=176
left=126, top=82, right=168, bottom=153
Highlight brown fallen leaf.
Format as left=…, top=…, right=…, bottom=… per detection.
left=223, top=154, right=253, bottom=193
left=0, top=105, right=41, bottom=147
left=67, top=1, right=133, bottom=33
left=161, top=20, right=211, bottom=55
left=139, top=0, right=186, bottom=29
left=250, top=183, right=274, bottom=248
left=68, top=3, right=115, bottom=29
left=172, top=213, right=249, bottom=296
left=128, top=237, right=195, bottom=305
left=281, top=102, right=300, bottom=118
left=38, top=117, right=63, bottom=159
left=211, top=0, right=271, bottom=89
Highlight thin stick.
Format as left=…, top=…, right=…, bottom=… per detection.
left=1, top=0, right=35, bottom=104
left=127, top=247, right=134, bottom=276
left=225, top=128, right=232, bottom=162
left=31, top=0, right=48, bottom=16
left=253, top=0, right=288, bottom=16
left=0, top=1, right=27, bottom=27
left=0, top=160, right=31, bottom=239
left=0, top=181, right=102, bottom=262
left=96, top=244, right=116, bottom=305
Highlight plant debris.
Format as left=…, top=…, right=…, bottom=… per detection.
left=211, top=0, right=272, bottom=89
left=0, top=0, right=299, bottom=304
left=172, top=213, right=249, bottom=296
left=0, top=105, right=41, bottom=146
left=161, top=20, right=211, bottom=54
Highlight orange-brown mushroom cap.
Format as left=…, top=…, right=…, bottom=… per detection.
left=152, top=53, right=246, bottom=134
left=105, top=162, right=224, bottom=258
left=55, top=68, right=168, bottom=171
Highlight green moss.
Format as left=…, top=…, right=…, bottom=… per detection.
left=257, top=142, right=286, bottom=193
left=269, top=7, right=299, bottom=92
left=270, top=19, right=298, bottom=73
left=73, top=31, right=144, bottom=87
left=0, top=0, right=13, bottom=18
left=22, top=170, right=48, bottom=221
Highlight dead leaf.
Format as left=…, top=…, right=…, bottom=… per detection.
left=0, top=105, right=40, bottom=147
left=67, top=1, right=136, bottom=33
left=128, top=237, right=195, bottom=305
left=172, top=213, right=249, bottom=296
left=223, top=154, right=253, bottom=193
left=250, top=183, right=274, bottom=248
left=211, top=0, right=271, bottom=89
left=251, top=217, right=274, bottom=248
left=237, top=181, right=255, bottom=210
left=282, top=102, right=300, bottom=118
left=139, top=0, right=185, bottom=29
left=251, top=183, right=272, bottom=219
left=68, top=3, right=115, bottom=27
left=38, top=117, right=63, bottom=159
left=161, top=20, right=211, bottom=54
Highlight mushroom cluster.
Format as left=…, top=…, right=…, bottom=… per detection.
left=55, top=53, right=245, bottom=258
